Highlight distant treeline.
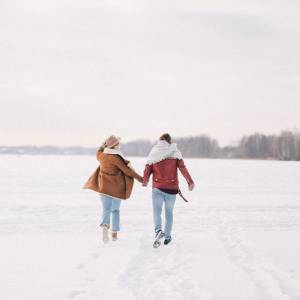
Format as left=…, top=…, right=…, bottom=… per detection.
left=1, top=130, right=300, bottom=161
left=122, top=130, right=300, bottom=161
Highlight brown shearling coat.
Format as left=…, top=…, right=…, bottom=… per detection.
left=83, top=150, right=143, bottom=200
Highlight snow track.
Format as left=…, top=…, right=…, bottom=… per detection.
left=215, top=210, right=300, bottom=300
left=120, top=232, right=214, bottom=300
left=1, top=156, right=300, bottom=300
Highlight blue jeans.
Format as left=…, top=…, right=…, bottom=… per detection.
left=100, top=194, right=122, bottom=231
left=152, top=188, right=176, bottom=239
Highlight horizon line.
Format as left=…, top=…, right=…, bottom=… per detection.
left=1, top=128, right=299, bottom=148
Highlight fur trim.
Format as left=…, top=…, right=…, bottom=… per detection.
left=146, top=141, right=182, bottom=165
left=103, top=147, right=127, bottom=161
left=103, top=147, right=132, bottom=168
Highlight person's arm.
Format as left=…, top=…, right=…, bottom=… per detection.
left=114, top=157, right=143, bottom=182
left=142, top=164, right=153, bottom=186
left=178, top=159, right=194, bottom=190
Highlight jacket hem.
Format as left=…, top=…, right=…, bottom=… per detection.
left=99, top=192, right=125, bottom=201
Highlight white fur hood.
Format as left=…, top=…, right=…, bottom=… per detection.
left=146, top=140, right=182, bottom=165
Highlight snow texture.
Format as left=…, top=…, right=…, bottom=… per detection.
left=0, top=155, right=300, bottom=300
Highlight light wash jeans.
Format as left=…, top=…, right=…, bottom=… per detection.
left=152, top=188, right=176, bottom=239
left=100, top=194, right=122, bottom=231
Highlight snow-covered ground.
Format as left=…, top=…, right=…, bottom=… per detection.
left=1, top=155, right=300, bottom=300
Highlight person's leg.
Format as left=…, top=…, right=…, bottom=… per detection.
left=111, top=198, right=122, bottom=232
left=164, top=193, right=176, bottom=239
left=100, top=194, right=113, bottom=228
left=152, top=189, right=164, bottom=234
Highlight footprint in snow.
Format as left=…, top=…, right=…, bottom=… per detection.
left=76, top=263, right=85, bottom=270
left=68, top=290, right=86, bottom=298
left=91, top=253, right=99, bottom=259
left=85, top=277, right=96, bottom=282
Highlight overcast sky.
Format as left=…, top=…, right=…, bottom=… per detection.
left=1, top=0, right=299, bottom=146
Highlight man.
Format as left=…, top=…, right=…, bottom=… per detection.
left=142, top=133, right=195, bottom=247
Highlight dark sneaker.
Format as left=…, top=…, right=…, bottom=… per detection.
left=164, top=237, right=172, bottom=245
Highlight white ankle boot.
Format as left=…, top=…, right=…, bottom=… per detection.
left=112, top=231, right=118, bottom=241
left=100, top=224, right=109, bottom=244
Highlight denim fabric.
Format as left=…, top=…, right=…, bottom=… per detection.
left=100, top=194, right=122, bottom=231
left=152, top=188, right=176, bottom=239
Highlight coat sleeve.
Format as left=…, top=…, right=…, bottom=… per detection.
left=143, top=164, right=153, bottom=185
left=178, top=159, right=194, bottom=185
left=114, top=157, right=143, bottom=181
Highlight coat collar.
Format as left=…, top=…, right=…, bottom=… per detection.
left=103, top=147, right=127, bottom=161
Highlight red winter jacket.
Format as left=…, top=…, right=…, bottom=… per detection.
left=143, top=158, right=194, bottom=190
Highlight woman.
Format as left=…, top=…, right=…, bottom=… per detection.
left=142, top=133, right=194, bottom=247
left=84, top=135, right=143, bottom=243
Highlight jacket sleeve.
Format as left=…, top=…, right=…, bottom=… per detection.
left=114, top=157, right=143, bottom=181
left=178, top=159, right=194, bottom=185
left=143, top=164, right=153, bottom=185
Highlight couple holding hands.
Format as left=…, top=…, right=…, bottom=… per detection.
left=84, top=133, right=194, bottom=247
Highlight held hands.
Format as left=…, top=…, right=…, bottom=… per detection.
left=188, top=183, right=195, bottom=191
left=140, top=177, right=148, bottom=187
left=137, top=176, right=144, bottom=184
left=135, top=174, right=148, bottom=186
